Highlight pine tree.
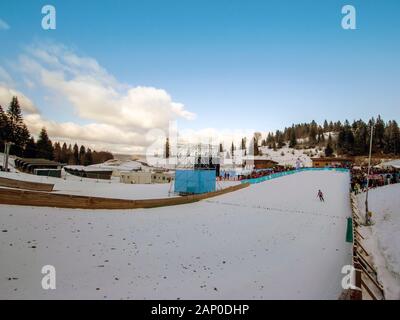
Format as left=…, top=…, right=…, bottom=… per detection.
left=353, top=120, right=368, bottom=155
left=318, top=127, right=325, bottom=143
left=79, top=145, right=86, bottom=165
left=261, top=138, right=267, bottom=147
left=84, top=148, right=93, bottom=166
left=36, top=128, right=54, bottom=160
left=325, top=134, right=334, bottom=157
left=23, top=137, right=37, bottom=158
left=384, top=120, right=400, bottom=154
left=323, top=120, right=329, bottom=132
left=73, top=144, right=79, bottom=164
left=241, top=137, right=247, bottom=155
left=328, top=121, right=334, bottom=132
left=289, top=127, right=297, bottom=148
left=6, top=97, right=30, bottom=156
left=253, top=136, right=260, bottom=156
left=266, top=132, right=275, bottom=149
left=0, top=105, right=10, bottom=151
left=231, top=141, right=235, bottom=157
left=337, top=120, right=354, bottom=155
left=60, top=143, right=68, bottom=163
left=374, top=115, right=385, bottom=150
left=165, top=137, right=170, bottom=158
left=53, top=142, right=62, bottom=162
left=308, top=120, right=318, bottom=146
left=275, top=130, right=285, bottom=148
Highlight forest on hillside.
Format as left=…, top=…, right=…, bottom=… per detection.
left=0, top=96, right=113, bottom=165
left=226, top=117, right=400, bottom=158
left=2, top=96, right=399, bottom=163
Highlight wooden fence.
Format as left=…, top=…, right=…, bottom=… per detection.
left=0, top=183, right=249, bottom=210
left=348, top=193, right=385, bottom=300
left=0, top=176, right=54, bottom=192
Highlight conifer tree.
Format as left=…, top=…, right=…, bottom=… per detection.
left=165, top=137, right=170, bottom=158
left=289, top=127, right=297, bottom=148
left=6, top=97, right=30, bottom=156
left=84, top=148, right=93, bottom=166
left=79, top=145, right=86, bottom=165
left=73, top=144, right=79, bottom=164
left=325, top=134, right=334, bottom=157
left=23, top=137, right=38, bottom=158
left=36, top=128, right=54, bottom=160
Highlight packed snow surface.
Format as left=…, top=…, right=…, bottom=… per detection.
left=357, top=184, right=400, bottom=299
left=0, top=171, right=352, bottom=299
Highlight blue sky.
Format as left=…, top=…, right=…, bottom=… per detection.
left=0, top=0, right=399, bottom=152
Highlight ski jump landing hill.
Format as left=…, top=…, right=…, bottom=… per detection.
left=0, top=167, right=347, bottom=210
left=0, top=169, right=353, bottom=299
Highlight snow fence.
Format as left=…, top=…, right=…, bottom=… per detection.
left=241, top=167, right=349, bottom=185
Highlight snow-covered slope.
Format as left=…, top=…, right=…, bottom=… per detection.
left=259, top=146, right=314, bottom=167
left=0, top=170, right=351, bottom=299
left=357, top=184, right=400, bottom=299
left=0, top=170, right=238, bottom=200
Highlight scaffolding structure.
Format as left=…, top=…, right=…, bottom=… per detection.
left=173, top=142, right=220, bottom=169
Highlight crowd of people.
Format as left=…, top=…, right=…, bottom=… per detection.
left=218, top=166, right=295, bottom=181
left=218, top=162, right=400, bottom=192
left=351, top=166, right=400, bottom=194
left=239, top=166, right=294, bottom=180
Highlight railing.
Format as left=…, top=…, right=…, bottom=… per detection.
left=0, top=176, right=54, bottom=192
left=349, top=192, right=385, bottom=300
left=0, top=182, right=250, bottom=210
left=241, top=167, right=350, bottom=185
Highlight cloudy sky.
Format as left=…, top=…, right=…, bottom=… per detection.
left=0, top=0, right=399, bottom=154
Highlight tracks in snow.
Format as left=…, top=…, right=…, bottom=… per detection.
left=204, top=199, right=346, bottom=220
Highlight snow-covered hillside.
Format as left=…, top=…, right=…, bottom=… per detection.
left=0, top=170, right=352, bottom=299
left=259, top=146, right=315, bottom=167
left=357, top=184, right=400, bottom=299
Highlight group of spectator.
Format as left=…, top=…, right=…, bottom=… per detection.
left=351, top=166, right=400, bottom=193
left=218, top=166, right=295, bottom=181
left=236, top=166, right=294, bottom=181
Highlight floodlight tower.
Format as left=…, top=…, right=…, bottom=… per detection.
left=2, top=141, right=13, bottom=172
left=365, top=123, right=374, bottom=226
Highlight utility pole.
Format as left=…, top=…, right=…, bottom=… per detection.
left=3, top=141, right=12, bottom=172
left=365, top=124, right=374, bottom=225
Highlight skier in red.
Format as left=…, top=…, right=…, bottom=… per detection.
left=317, top=189, right=325, bottom=202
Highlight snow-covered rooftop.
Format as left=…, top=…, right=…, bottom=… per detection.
left=381, top=159, right=400, bottom=169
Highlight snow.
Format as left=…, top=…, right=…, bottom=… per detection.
left=0, top=153, right=17, bottom=172
left=259, top=146, right=313, bottom=167
left=0, top=170, right=239, bottom=200
left=64, top=165, right=113, bottom=172
left=380, top=159, right=400, bottom=169
left=88, top=159, right=145, bottom=171
left=0, top=170, right=352, bottom=299
left=356, top=184, right=400, bottom=299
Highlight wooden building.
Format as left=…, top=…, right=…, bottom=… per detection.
left=311, top=157, right=353, bottom=168
left=64, top=165, right=113, bottom=180
left=14, top=158, right=63, bottom=177
left=244, top=156, right=279, bottom=169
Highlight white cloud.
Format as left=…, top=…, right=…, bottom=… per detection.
left=0, top=66, right=13, bottom=85
left=19, top=44, right=196, bottom=130
left=0, top=84, right=38, bottom=114
left=0, top=19, right=10, bottom=30
left=2, top=43, right=262, bottom=155
left=2, top=42, right=197, bottom=153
